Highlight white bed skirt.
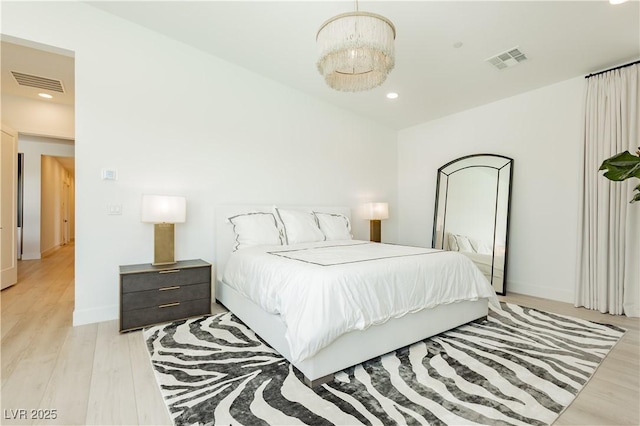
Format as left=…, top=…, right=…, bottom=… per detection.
left=216, top=279, right=488, bottom=386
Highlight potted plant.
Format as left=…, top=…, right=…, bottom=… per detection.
left=599, top=147, right=640, bottom=203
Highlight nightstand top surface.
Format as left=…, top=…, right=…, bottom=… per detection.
left=119, top=259, right=210, bottom=274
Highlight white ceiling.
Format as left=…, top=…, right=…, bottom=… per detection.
left=1, top=40, right=75, bottom=106
left=86, top=0, right=640, bottom=129
left=1, top=1, right=638, bottom=132
left=1, top=41, right=75, bottom=175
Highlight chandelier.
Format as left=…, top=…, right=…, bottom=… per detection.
left=316, top=5, right=396, bottom=92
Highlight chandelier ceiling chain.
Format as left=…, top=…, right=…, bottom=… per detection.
left=316, top=1, right=396, bottom=92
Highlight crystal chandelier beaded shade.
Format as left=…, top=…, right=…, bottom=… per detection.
left=316, top=11, right=396, bottom=92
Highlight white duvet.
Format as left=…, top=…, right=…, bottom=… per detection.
left=222, top=240, right=500, bottom=363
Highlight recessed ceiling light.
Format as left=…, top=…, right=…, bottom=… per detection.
left=38, top=93, right=53, bottom=99
left=386, top=92, right=399, bottom=99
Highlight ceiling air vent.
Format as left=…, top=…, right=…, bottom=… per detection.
left=486, top=47, right=527, bottom=70
left=11, top=71, right=65, bottom=93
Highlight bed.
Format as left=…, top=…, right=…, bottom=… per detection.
left=215, top=205, right=499, bottom=387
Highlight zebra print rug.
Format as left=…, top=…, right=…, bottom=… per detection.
left=143, top=303, right=624, bottom=426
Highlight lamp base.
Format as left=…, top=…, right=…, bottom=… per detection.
left=370, top=220, right=381, bottom=243
left=153, top=223, right=176, bottom=265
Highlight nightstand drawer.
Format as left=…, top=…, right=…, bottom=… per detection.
left=119, top=259, right=212, bottom=332
left=121, top=298, right=211, bottom=332
left=122, top=282, right=210, bottom=311
left=121, top=266, right=210, bottom=293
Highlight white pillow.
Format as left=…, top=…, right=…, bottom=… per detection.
left=274, top=208, right=325, bottom=245
left=314, top=212, right=352, bottom=241
left=448, top=234, right=459, bottom=251
left=227, top=212, right=282, bottom=251
left=471, top=238, right=493, bottom=255
left=454, top=234, right=475, bottom=253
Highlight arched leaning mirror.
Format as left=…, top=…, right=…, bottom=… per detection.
left=432, top=154, right=513, bottom=295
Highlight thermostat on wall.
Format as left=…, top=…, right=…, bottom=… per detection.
left=101, top=168, right=118, bottom=180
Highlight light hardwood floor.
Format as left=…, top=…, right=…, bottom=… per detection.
left=1, top=243, right=638, bottom=425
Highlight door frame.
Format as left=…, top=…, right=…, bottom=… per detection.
left=1, top=124, right=18, bottom=289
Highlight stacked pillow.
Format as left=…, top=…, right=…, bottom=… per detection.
left=448, top=233, right=493, bottom=254
left=228, top=207, right=352, bottom=251
left=227, top=212, right=282, bottom=251
left=274, top=208, right=325, bottom=245
left=313, top=211, right=352, bottom=241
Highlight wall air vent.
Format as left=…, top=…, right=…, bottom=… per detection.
left=11, top=71, right=65, bottom=93
left=486, top=47, right=527, bottom=70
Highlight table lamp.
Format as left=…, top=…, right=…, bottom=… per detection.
left=141, top=195, right=186, bottom=265
left=364, top=202, right=389, bottom=243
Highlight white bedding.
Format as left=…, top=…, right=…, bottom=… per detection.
left=222, top=240, right=499, bottom=363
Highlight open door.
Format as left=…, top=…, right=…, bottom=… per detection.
left=1, top=125, right=18, bottom=289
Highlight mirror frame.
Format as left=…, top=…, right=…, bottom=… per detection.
left=432, top=153, right=513, bottom=295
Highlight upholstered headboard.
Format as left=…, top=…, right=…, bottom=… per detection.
left=214, top=205, right=351, bottom=284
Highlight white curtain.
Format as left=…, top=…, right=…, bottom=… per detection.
left=576, top=63, right=640, bottom=317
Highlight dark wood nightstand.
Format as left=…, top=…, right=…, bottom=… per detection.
left=119, top=259, right=212, bottom=332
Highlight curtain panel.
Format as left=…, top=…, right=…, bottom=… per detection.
left=576, top=63, right=640, bottom=317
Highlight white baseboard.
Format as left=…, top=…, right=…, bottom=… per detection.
left=21, top=252, right=41, bottom=260
left=41, top=245, right=61, bottom=258
left=507, top=280, right=574, bottom=303
left=73, top=305, right=118, bottom=326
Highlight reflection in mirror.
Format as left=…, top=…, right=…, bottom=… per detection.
left=432, top=154, right=513, bottom=294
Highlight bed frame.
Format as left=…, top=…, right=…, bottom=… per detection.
left=214, top=205, right=489, bottom=387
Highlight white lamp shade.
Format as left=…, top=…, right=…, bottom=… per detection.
left=141, top=195, right=186, bottom=223
left=364, top=202, right=389, bottom=220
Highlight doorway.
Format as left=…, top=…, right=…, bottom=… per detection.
left=1, top=38, right=75, bottom=289
left=40, top=153, right=75, bottom=257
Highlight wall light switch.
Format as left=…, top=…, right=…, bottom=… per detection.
left=102, top=168, right=118, bottom=180
left=107, top=204, right=122, bottom=215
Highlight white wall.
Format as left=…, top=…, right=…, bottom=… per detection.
left=17, top=135, right=74, bottom=260
left=398, top=77, right=585, bottom=302
left=2, top=2, right=398, bottom=325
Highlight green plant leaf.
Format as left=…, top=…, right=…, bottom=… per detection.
left=599, top=150, right=640, bottom=181
left=632, top=183, right=640, bottom=203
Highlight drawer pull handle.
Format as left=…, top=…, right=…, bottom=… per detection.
left=159, top=302, right=180, bottom=309
left=159, top=286, right=180, bottom=291
left=159, top=270, right=180, bottom=274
